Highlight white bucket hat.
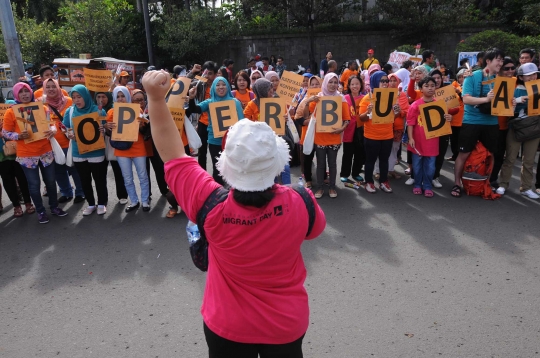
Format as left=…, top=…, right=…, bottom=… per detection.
left=216, top=120, right=290, bottom=192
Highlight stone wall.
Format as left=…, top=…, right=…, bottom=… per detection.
left=210, top=27, right=489, bottom=73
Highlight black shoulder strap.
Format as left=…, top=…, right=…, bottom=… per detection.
left=292, top=186, right=316, bottom=237
left=49, top=105, right=64, bottom=122
left=197, top=186, right=230, bottom=243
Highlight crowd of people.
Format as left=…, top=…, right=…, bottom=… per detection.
left=1, top=46, right=539, bottom=223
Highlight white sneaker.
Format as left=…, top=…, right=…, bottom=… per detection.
left=405, top=178, right=415, bottom=185
left=83, top=206, right=96, bottom=216
left=521, top=189, right=539, bottom=199
left=97, top=205, right=107, bottom=215
left=432, top=178, right=442, bottom=188
left=119, top=198, right=128, bottom=205
left=496, top=187, right=506, bottom=195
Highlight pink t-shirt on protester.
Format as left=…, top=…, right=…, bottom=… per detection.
left=406, top=98, right=439, bottom=157
left=164, top=157, right=326, bottom=344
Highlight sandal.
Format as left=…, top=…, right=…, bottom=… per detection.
left=413, top=187, right=422, bottom=195
left=450, top=185, right=462, bottom=198
left=314, top=189, right=324, bottom=199
left=25, top=203, right=36, bottom=214
left=374, top=173, right=380, bottom=180
left=424, top=189, right=434, bottom=198
left=166, top=208, right=178, bottom=218
left=13, top=206, right=23, bottom=217
left=329, top=189, right=338, bottom=198
left=305, top=181, right=312, bottom=189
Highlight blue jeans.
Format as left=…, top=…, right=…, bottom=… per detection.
left=21, top=161, right=58, bottom=213
left=412, top=154, right=436, bottom=190
left=55, top=147, right=84, bottom=197
left=117, top=156, right=149, bottom=205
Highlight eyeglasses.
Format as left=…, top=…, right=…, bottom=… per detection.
left=503, top=66, right=516, bottom=71
left=132, top=98, right=146, bottom=103
left=379, top=79, right=389, bottom=83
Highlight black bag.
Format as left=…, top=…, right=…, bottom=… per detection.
left=510, top=116, right=540, bottom=142
left=109, top=139, right=133, bottom=150
left=475, top=76, right=492, bottom=115
left=190, top=185, right=317, bottom=272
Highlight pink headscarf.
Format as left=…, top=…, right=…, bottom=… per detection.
left=13, top=82, right=33, bottom=103
left=264, top=71, right=279, bottom=81
left=319, top=73, right=346, bottom=102
left=368, top=64, right=381, bottom=76
left=42, top=78, right=68, bottom=110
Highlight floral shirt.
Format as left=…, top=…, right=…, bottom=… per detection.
left=2, top=129, right=54, bottom=169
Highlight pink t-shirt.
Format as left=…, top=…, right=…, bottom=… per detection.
left=164, top=157, right=326, bottom=344
left=406, top=98, right=439, bottom=157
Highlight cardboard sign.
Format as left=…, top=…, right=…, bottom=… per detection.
left=388, top=51, right=412, bottom=67
left=111, top=103, right=141, bottom=142
left=166, top=77, right=191, bottom=109
left=372, top=88, right=398, bottom=124
left=83, top=68, right=113, bottom=92
left=12, top=102, right=49, bottom=143
left=420, top=99, right=451, bottom=139
left=525, top=79, right=540, bottom=116
left=315, top=96, right=342, bottom=133
left=306, top=88, right=320, bottom=98
left=209, top=100, right=239, bottom=138
left=72, top=112, right=106, bottom=154
left=169, top=107, right=186, bottom=136
left=435, top=84, right=461, bottom=109
left=0, top=104, right=10, bottom=123
left=277, top=71, right=304, bottom=105
left=492, top=77, right=516, bottom=116
left=195, top=75, right=208, bottom=83
left=481, top=78, right=495, bottom=86
left=259, top=98, right=286, bottom=135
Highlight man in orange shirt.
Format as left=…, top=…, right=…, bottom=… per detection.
left=187, top=61, right=218, bottom=170
left=340, top=61, right=358, bottom=92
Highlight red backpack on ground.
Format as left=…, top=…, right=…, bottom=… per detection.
left=462, top=141, right=501, bottom=200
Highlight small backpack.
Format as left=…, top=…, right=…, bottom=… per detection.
left=190, top=185, right=316, bottom=272
left=462, top=141, right=501, bottom=200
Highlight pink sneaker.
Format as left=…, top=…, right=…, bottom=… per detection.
left=379, top=181, right=393, bottom=193
left=365, top=183, right=377, bottom=193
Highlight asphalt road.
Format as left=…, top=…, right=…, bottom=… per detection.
left=1, top=149, right=539, bottom=358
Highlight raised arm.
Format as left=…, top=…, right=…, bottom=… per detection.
left=143, top=71, right=187, bottom=162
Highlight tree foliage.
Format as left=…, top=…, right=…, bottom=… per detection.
left=455, top=30, right=540, bottom=60
left=58, top=0, right=146, bottom=60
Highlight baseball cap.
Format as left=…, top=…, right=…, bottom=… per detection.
left=517, top=63, right=539, bottom=76
left=120, top=71, right=130, bottom=77
left=368, top=49, right=374, bottom=54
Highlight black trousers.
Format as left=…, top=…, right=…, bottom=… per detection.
left=208, top=144, right=224, bottom=185
left=146, top=142, right=168, bottom=197
left=197, top=122, right=209, bottom=170
left=490, top=129, right=508, bottom=184
left=364, top=138, right=393, bottom=184
left=434, top=134, right=450, bottom=179
left=204, top=323, right=304, bottom=358
left=107, top=160, right=128, bottom=200
left=340, top=127, right=365, bottom=178
left=74, top=160, right=108, bottom=206
left=449, top=126, right=461, bottom=160
left=0, top=159, right=31, bottom=207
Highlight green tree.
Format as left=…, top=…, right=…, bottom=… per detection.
left=11, top=0, right=64, bottom=24
left=157, top=7, right=238, bottom=64
left=58, top=0, right=146, bottom=60
left=455, top=30, right=540, bottom=60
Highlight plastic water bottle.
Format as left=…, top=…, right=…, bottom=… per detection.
left=186, top=220, right=200, bottom=245
left=298, top=176, right=305, bottom=188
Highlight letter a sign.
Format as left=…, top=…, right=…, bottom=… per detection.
left=420, top=99, right=451, bottom=139
left=315, top=96, right=342, bottom=133
left=112, top=103, right=141, bottom=142
left=259, top=98, right=286, bottom=135
left=372, top=88, right=398, bottom=124
left=491, top=77, right=515, bottom=116
left=209, top=100, right=239, bottom=138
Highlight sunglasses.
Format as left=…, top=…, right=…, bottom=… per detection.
left=503, top=66, right=516, bottom=71
left=379, top=79, right=389, bottom=83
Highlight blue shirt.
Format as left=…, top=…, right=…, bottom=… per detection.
left=462, top=70, right=498, bottom=125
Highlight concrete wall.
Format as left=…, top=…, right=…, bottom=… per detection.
left=211, top=27, right=488, bottom=73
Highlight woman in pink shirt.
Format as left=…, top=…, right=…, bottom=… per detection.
left=142, top=70, right=326, bottom=357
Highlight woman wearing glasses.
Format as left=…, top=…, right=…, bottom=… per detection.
left=490, top=57, right=517, bottom=186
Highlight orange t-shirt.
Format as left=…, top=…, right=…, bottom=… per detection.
left=340, top=69, right=358, bottom=92
left=198, top=86, right=211, bottom=125
left=34, top=87, right=69, bottom=99
left=450, top=82, right=464, bottom=127
left=2, top=107, right=52, bottom=157
left=393, top=92, right=409, bottom=132
left=359, top=95, right=393, bottom=140
left=106, top=108, right=147, bottom=157
left=234, top=90, right=254, bottom=110
left=243, top=100, right=260, bottom=121
left=308, top=101, right=351, bottom=146
left=48, top=98, right=73, bottom=149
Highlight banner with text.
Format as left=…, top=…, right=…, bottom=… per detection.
left=83, top=68, right=114, bottom=92
left=277, top=71, right=304, bottom=105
